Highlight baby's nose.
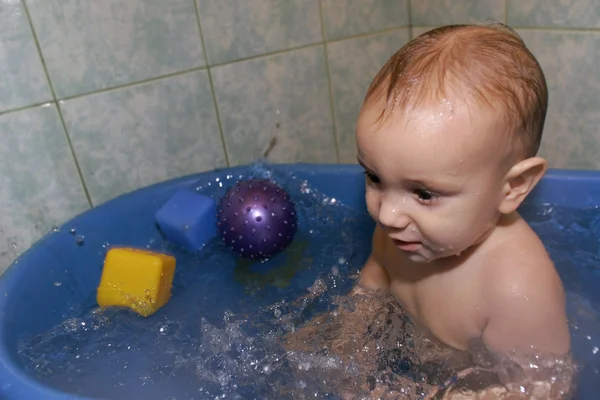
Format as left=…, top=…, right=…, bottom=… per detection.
left=378, top=197, right=410, bottom=230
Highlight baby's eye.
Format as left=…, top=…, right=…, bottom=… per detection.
left=364, top=170, right=380, bottom=184
left=414, top=188, right=437, bottom=204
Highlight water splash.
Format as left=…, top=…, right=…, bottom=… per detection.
left=14, top=165, right=600, bottom=399
left=75, top=234, right=85, bottom=246
left=17, top=162, right=374, bottom=399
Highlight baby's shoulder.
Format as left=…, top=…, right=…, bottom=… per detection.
left=475, top=217, right=570, bottom=354
left=478, top=217, right=564, bottom=309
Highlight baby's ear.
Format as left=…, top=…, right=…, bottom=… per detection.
left=498, top=157, right=547, bottom=214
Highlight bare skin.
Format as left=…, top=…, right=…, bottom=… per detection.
left=352, top=93, right=572, bottom=398
left=284, top=88, right=573, bottom=399
left=360, top=215, right=568, bottom=355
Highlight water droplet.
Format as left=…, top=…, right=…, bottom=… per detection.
left=69, top=227, right=76, bottom=235
left=10, top=242, right=16, bottom=249
left=593, top=347, right=599, bottom=354
left=273, top=308, right=281, bottom=318
left=75, top=235, right=85, bottom=246
left=51, top=226, right=60, bottom=232
left=53, top=281, right=62, bottom=287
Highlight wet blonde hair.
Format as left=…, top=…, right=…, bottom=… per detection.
left=364, top=23, right=548, bottom=158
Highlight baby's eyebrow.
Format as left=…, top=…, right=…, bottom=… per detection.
left=356, top=158, right=370, bottom=171
left=355, top=158, right=460, bottom=191
left=410, top=179, right=441, bottom=189
left=408, top=178, right=462, bottom=193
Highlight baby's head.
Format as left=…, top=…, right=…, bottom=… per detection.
left=356, top=23, right=548, bottom=262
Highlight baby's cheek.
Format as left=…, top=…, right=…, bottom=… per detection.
left=423, top=217, right=471, bottom=251
left=364, top=189, right=380, bottom=218
left=432, top=214, right=467, bottom=238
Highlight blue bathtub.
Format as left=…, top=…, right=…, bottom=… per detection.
left=1, top=163, right=600, bottom=399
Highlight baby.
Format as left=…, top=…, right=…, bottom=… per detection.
left=286, top=23, right=574, bottom=400
left=354, top=23, right=571, bottom=397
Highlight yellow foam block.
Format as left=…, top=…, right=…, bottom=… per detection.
left=97, top=247, right=176, bottom=317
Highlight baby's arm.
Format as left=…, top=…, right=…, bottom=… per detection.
left=355, top=224, right=390, bottom=293
left=481, top=264, right=570, bottom=356
left=479, top=262, right=573, bottom=398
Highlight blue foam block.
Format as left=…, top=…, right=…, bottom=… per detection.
left=155, top=188, right=217, bottom=252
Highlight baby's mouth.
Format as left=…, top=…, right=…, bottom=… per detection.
left=391, top=239, right=422, bottom=252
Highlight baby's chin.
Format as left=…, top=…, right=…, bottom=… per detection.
left=397, top=246, right=439, bottom=263
left=401, top=243, right=472, bottom=264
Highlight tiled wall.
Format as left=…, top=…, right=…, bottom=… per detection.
left=0, top=0, right=411, bottom=272
left=0, top=0, right=599, bottom=272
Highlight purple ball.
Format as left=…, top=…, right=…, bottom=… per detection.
left=217, top=179, right=297, bottom=260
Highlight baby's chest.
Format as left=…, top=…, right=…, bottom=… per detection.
left=388, top=274, right=485, bottom=350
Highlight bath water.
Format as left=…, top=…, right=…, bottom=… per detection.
left=16, top=165, right=600, bottom=399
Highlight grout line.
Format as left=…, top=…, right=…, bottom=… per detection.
left=325, top=25, right=411, bottom=45
left=20, top=2, right=58, bottom=99
left=208, top=41, right=323, bottom=68
left=193, top=0, right=230, bottom=167
left=59, top=65, right=208, bottom=102
left=21, top=0, right=94, bottom=208
left=0, top=101, right=55, bottom=117
left=204, top=26, right=411, bottom=69
left=318, top=0, right=341, bottom=163
left=511, top=26, right=600, bottom=32
left=410, top=24, right=600, bottom=34
left=407, top=0, right=413, bottom=39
